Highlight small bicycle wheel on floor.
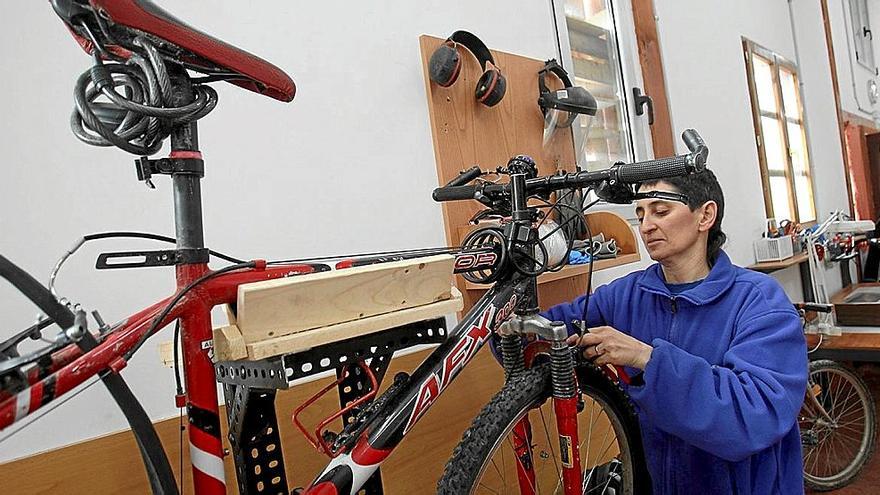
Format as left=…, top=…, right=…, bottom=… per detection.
left=437, top=362, right=651, bottom=494
left=800, top=359, right=876, bottom=491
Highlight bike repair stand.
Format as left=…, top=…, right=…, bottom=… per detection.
left=215, top=318, right=448, bottom=495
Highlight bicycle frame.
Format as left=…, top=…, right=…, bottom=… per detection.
left=1, top=251, right=573, bottom=495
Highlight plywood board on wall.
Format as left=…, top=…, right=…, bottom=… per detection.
left=419, top=35, right=580, bottom=311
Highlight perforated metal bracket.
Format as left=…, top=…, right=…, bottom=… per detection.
left=224, top=384, right=288, bottom=495
left=215, top=317, right=448, bottom=389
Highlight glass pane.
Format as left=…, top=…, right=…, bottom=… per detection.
left=859, top=0, right=875, bottom=67
left=752, top=56, right=777, bottom=114
left=850, top=0, right=875, bottom=68
left=564, top=0, right=632, bottom=172
left=769, top=175, right=794, bottom=221
left=795, top=175, right=816, bottom=222
left=761, top=116, right=787, bottom=171
left=779, top=69, right=800, bottom=120
left=787, top=122, right=816, bottom=222
left=787, top=122, right=808, bottom=175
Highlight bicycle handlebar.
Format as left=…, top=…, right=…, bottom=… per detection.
left=444, top=166, right=483, bottom=187
left=433, top=129, right=709, bottom=204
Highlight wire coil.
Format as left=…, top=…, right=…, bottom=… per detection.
left=71, top=36, right=218, bottom=155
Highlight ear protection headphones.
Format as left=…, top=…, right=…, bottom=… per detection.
left=429, top=31, right=506, bottom=107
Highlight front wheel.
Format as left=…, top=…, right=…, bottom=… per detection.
left=437, top=362, right=651, bottom=494
left=801, top=359, right=876, bottom=491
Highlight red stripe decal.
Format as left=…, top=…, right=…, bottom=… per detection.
left=169, top=150, right=203, bottom=159
left=306, top=482, right=340, bottom=495
left=350, top=433, right=392, bottom=465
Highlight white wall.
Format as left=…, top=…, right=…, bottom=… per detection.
left=0, top=0, right=856, bottom=463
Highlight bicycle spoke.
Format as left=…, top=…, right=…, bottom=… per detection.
left=538, top=407, right=563, bottom=493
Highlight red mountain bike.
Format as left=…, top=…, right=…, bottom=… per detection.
left=1, top=2, right=707, bottom=494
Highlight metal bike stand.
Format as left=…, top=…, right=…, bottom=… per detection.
left=215, top=317, right=449, bottom=495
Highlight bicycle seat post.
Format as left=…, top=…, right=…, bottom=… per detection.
left=167, top=63, right=205, bottom=252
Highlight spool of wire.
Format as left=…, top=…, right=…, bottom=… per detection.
left=537, top=219, right=568, bottom=266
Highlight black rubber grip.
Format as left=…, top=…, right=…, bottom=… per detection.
left=446, top=166, right=482, bottom=187
left=0, top=254, right=75, bottom=329
left=794, top=302, right=834, bottom=313
left=682, top=129, right=705, bottom=153
left=616, top=155, right=692, bottom=183
left=433, top=185, right=479, bottom=202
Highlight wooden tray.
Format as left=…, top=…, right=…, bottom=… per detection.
left=832, top=282, right=880, bottom=326
left=214, top=288, right=462, bottom=361
left=235, top=254, right=455, bottom=343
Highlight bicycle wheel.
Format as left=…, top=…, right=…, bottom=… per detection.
left=437, top=362, right=651, bottom=494
left=800, top=359, right=876, bottom=491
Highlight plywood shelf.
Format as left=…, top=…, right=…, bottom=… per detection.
left=747, top=251, right=809, bottom=273
left=420, top=36, right=640, bottom=311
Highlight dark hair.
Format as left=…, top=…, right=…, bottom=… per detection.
left=639, top=169, right=727, bottom=263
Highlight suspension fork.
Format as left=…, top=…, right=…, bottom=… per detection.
left=500, top=314, right=583, bottom=495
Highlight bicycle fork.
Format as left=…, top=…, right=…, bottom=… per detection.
left=499, top=314, right=583, bottom=495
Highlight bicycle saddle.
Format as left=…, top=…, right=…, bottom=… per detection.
left=51, top=0, right=296, bottom=102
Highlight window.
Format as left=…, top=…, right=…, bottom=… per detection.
left=559, top=0, right=634, bottom=172
left=849, top=0, right=876, bottom=71
left=743, top=39, right=817, bottom=224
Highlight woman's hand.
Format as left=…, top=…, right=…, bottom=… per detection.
left=567, top=325, right=653, bottom=370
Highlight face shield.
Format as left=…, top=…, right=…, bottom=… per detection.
left=538, top=59, right=597, bottom=148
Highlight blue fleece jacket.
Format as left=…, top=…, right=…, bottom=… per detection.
left=543, top=251, right=808, bottom=494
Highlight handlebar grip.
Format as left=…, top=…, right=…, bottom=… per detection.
left=682, top=129, right=705, bottom=153
left=616, top=154, right=693, bottom=183
left=433, top=185, right=479, bottom=202
left=794, top=302, right=834, bottom=313
left=0, top=254, right=75, bottom=329
left=445, top=166, right=482, bottom=187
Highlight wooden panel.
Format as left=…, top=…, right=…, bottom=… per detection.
left=420, top=35, right=578, bottom=314
left=0, top=348, right=506, bottom=495
left=844, top=123, right=876, bottom=221
left=631, top=0, right=674, bottom=158
left=866, top=132, right=880, bottom=211
left=246, top=290, right=463, bottom=360
left=420, top=35, right=576, bottom=243
left=236, top=255, right=454, bottom=342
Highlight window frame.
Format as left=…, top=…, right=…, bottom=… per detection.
left=849, top=0, right=876, bottom=71
left=742, top=38, right=817, bottom=225
left=551, top=0, right=653, bottom=223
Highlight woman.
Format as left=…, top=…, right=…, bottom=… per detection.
left=544, top=170, right=808, bottom=494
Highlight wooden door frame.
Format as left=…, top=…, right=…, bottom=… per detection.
left=821, top=0, right=857, bottom=218
left=631, top=0, right=674, bottom=158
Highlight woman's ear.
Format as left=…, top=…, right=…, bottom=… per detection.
left=697, top=201, right=718, bottom=233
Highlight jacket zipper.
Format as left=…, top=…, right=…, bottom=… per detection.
left=666, top=296, right=677, bottom=492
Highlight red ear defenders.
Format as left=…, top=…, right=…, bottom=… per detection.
left=429, top=30, right=506, bottom=107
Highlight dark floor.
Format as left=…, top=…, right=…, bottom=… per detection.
left=806, top=364, right=880, bottom=495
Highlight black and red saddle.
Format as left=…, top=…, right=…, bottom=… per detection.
left=51, top=0, right=296, bottom=102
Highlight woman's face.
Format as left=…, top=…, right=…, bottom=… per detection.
left=635, top=182, right=708, bottom=263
